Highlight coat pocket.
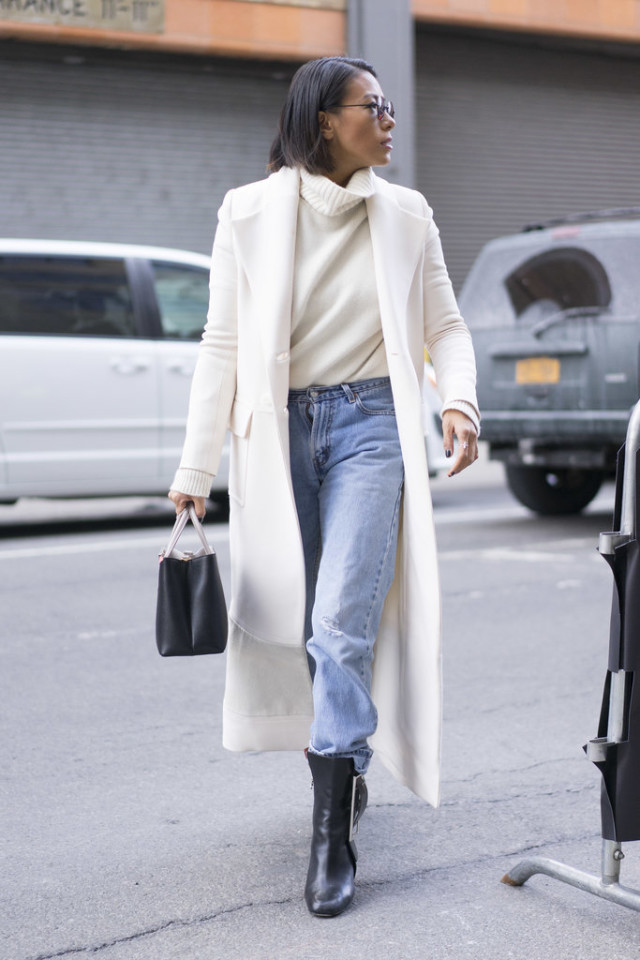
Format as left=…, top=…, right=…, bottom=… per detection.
left=228, top=398, right=253, bottom=506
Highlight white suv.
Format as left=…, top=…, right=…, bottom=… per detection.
left=0, top=239, right=447, bottom=507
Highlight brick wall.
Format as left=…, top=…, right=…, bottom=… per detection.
left=0, top=0, right=345, bottom=60
left=3, top=1, right=639, bottom=58
left=412, top=0, right=640, bottom=44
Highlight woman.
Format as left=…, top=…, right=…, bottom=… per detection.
left=169, top=56, right=479, bottom=917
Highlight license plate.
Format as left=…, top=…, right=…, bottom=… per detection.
left=515, top=357, right=561, bottom=384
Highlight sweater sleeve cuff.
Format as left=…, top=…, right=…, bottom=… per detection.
left=441, top=400, right=481, bottom=438
left=170, top=468, right=215, bottom=499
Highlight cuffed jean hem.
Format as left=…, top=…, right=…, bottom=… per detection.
left=307, top=744, right=372, bottom=774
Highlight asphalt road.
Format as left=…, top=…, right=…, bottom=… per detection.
left=3, top=451, right=640, bottom=960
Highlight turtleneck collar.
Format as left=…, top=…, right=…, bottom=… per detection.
left=299, top=167, right=375, bottom=217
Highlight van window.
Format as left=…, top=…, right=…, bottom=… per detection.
left=151, top=261, right=209, bottom=340
left=459, top=236, right=640, bottom=330
left=0, top=256, right=136, bottom=337
left=505, top=247, right=611, bottom=319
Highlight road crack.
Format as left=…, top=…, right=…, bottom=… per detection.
left=23, top=895, right=297, bottom=960
left=357, top=830, right=601, bottom=892
left=23, top=832, right=602, bottom=960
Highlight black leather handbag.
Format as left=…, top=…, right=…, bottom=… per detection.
left=155, top=504, right=228, bottom=656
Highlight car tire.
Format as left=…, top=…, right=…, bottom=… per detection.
left=505, top=465, right=604, bottom=515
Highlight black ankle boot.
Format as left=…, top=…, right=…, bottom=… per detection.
left=304, top=753, right=368, bottom=917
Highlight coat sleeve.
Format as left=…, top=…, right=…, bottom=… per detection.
left=171, top=191, right=239, bottom=497
left=420, top=200, right=480, bottom=428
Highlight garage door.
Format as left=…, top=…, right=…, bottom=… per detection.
left=0, top=42, right=294, bottom=256
left=415, top=29, right=640, bottom=288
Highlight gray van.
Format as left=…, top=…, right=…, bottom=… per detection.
left=458, top=210, right=640, bottom=514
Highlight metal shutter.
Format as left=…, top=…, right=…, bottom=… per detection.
left=415, top=29, right=640, bottom=288
left=0, top=43, right=293, bottom=254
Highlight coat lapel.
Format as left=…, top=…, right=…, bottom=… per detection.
left=232, top=168, right=300, bottom=411
left=366, top=178, right=430, bottom=356
left=231, top=169, right=429, bottom=403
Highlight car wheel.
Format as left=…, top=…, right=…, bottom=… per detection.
left=505, top=465, right=604, bottom=515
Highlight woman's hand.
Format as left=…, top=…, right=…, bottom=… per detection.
left=442, top=410, right=478, bottom=477
left=168, top=490, right=207, bottom=518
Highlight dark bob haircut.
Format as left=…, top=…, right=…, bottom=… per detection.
left=267, top=56, right=377, bottom=175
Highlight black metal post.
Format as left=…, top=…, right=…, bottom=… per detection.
left=501, top=400, right=640, bottom=911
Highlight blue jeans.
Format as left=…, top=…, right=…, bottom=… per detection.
left=288, top=377, right=404, bottom=774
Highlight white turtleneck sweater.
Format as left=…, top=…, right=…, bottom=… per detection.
left=289, top=167, right=388, bottom=389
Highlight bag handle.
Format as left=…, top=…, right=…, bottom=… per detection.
left=162, top=503, right=214, bottom=557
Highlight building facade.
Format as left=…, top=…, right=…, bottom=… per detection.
left=2, top=0, right=639, bottom=286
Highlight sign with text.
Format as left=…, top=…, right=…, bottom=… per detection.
left=0, top=0, right=164, bottom=33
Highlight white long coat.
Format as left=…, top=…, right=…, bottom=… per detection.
left=176, top=166, right=478, bottom=807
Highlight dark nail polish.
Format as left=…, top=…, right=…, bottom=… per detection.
left=445, top=449, right=452, bottom=458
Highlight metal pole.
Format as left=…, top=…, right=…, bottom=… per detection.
left=599, top=398, right=640, bottom=885
left=601, top=670, right=626, bottom=885
left=347, top=0, right=416, bottom=188
left=501, top=398, right=640, bottom=911
left=619, top=399, right=640, bottom=538
left=502, top=857, right=640, bottom=911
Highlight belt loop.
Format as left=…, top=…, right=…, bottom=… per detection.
left=341, top=382, right=357, bottom=403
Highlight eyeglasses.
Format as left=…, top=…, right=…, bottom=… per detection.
left=334, top=96, right=395, bottom=121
